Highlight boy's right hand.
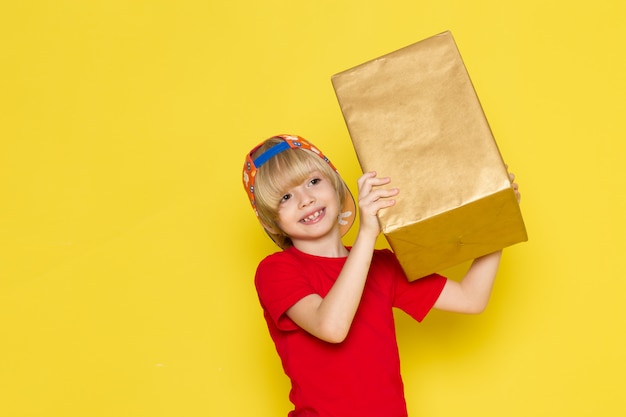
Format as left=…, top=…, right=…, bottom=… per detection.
left=356, top=171, right=399, bottom=238
left=285, top=171, right=398, bottom=344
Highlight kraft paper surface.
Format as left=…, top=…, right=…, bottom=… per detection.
left=332, top=31, right=527, bottom=280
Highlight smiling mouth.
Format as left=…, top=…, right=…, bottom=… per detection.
left=300, top=208, right=325, bottom=224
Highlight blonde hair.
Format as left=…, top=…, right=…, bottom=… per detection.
left=252, top=137, right=348, bottom=248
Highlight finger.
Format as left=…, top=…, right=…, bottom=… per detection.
left=359, top=186, right=399, bottom=205
left=360, top=196, right=397, bottom=218
left=357, top=171, right=378, bottom=186
left=358, top=175, right=392, bottom=196
left=375, top=187, right=400, bottom=200
left=359, top=173, right=390, bottom=188
left=359, top=189, right=399, bottom=217
left=511, top=183, right=521, bottom=203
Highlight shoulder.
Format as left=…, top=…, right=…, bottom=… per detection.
left=255, top=247, right=315, bottom=290
left=371, top=248, right=403, bottom=271
left=364, top=248, right=407, bottom=287
left=256, top=249, right=299, bottom=279
left=372, top=248, right=397, bottom=261
left=256, top=247, right=302, bottom=273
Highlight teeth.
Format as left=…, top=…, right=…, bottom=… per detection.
left=302, top=210, right=322, bottom=223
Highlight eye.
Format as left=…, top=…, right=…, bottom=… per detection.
left=309, top=178, right=321, bottom=186
left=280, top=193, right=292, bottom=203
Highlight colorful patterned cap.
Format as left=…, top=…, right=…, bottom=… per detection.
left=242, top=134, right=356, bottom=247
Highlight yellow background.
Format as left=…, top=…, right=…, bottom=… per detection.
left=1, top=1, right=624, bottom=416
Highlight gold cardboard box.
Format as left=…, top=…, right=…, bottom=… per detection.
left=332, top=31, right=528, bottom=280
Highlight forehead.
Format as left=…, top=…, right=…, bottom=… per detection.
left=256, top=146, right=338, bottom=196
left=275, top=164, right=326, bottom=191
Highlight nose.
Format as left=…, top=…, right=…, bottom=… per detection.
left=296, top=189, right=315, bottom=208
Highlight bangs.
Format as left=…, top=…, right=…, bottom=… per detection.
left=253, top=145, right=345, bottom=225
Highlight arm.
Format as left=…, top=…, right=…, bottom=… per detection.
left=434, top=170, right=521, bottom=314
left=285, top=172, right=398, bottom=343
left=433, top=250, right=502, bottom=314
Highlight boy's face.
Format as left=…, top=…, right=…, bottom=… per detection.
left=275, top=170, right=342, bottom=246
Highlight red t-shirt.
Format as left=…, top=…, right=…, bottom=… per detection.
left=255, top=246, right=447, bottom=417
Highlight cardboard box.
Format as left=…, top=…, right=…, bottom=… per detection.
left=331, top=31, right=527, bottom=280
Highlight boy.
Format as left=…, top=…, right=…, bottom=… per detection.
left=242, top=134, right=520, bottom=417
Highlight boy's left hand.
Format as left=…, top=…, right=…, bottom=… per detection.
left=508, top=171, right=521, bottom=204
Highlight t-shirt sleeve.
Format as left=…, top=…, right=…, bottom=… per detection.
left=382, top=250, right=447, bottom=322
left=254, top=252, right=316, bottom=331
